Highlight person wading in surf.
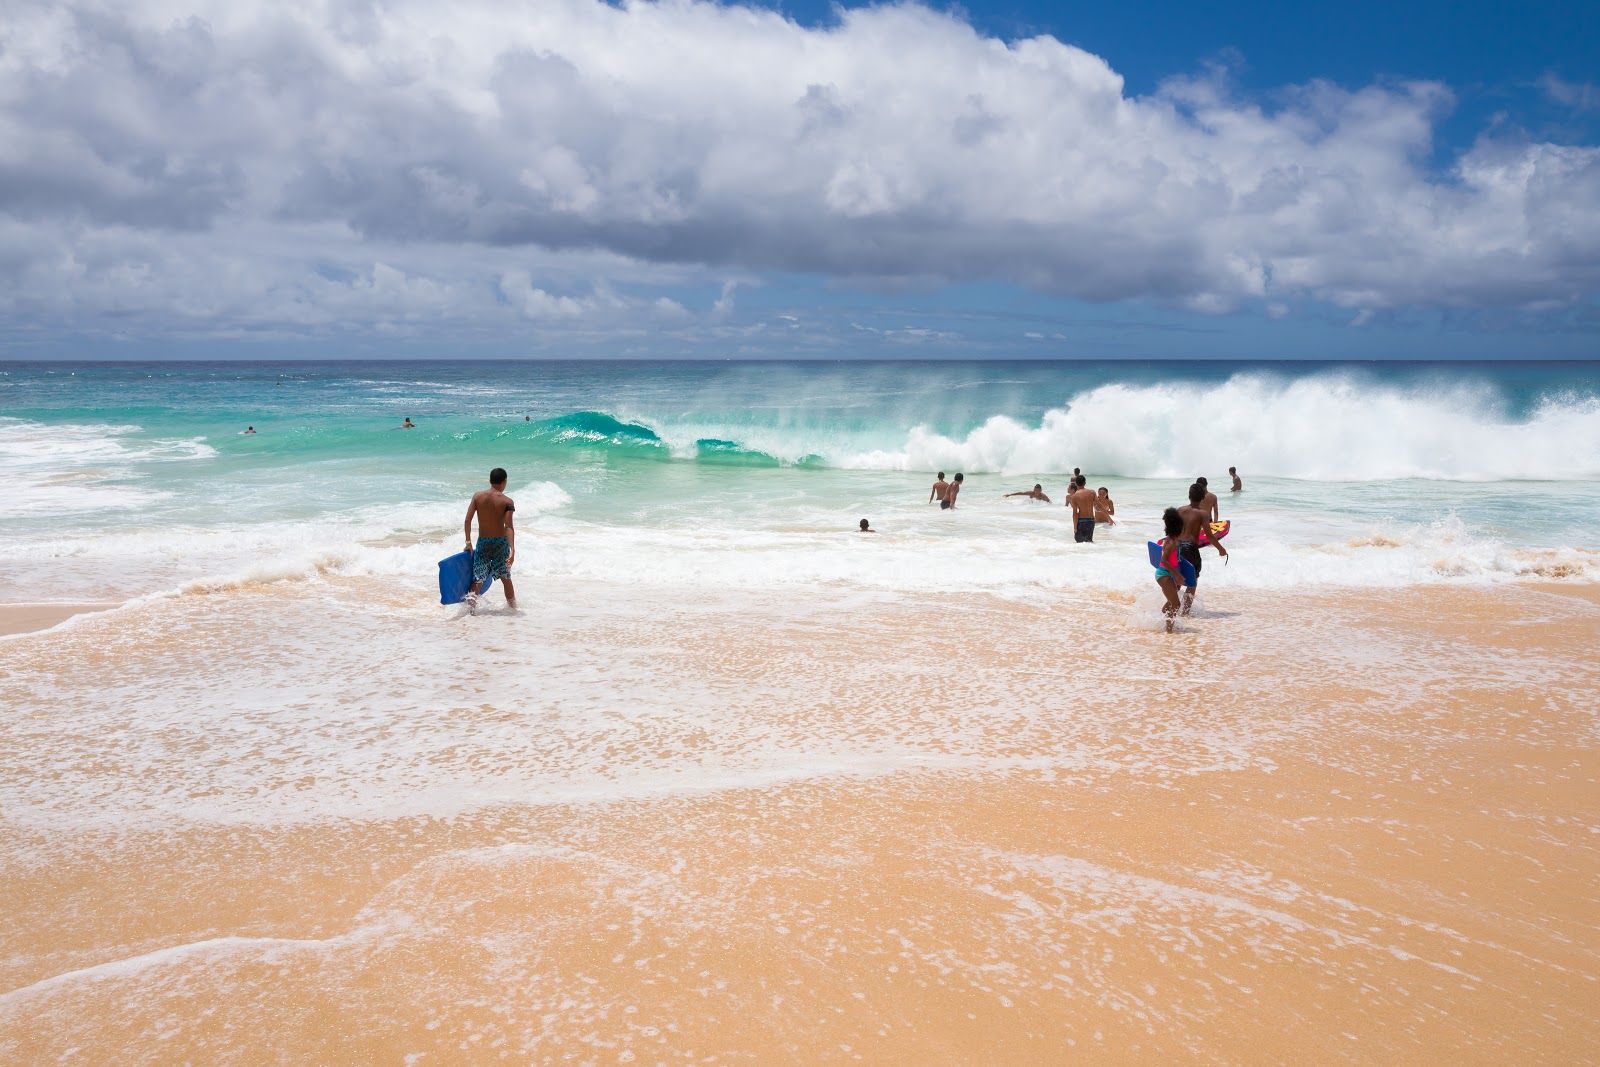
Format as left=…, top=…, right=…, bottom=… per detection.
left=1069, top=475, right=1098, bottom=542
left=945, top=472, right=965, bottom=509
left=1230, top=466, right=1242, bottom=492
left=1177, top=482, right=1226, bottom=614
left=1196, top=476, right=1220, bottom=522
left=930, top=472, right=950, bottom=508
left=464, top=467, right=517, bottom=612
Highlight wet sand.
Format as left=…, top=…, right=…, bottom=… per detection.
left=1, top=580, right=1596, bottom=1063
left=0, top=602, right=119, bottom=637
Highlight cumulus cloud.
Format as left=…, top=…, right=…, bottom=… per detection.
left=2, top=0, right=1598, bottom=339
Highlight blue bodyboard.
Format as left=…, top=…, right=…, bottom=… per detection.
left=438, top=550, right=494, bottom=605
left=1147, top=541, right=1197, bottom=588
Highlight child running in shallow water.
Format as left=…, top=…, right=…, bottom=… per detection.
left=1154, top=506, right=1184, bottom=632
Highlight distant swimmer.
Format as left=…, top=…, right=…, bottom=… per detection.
left=402, top=417, right=416, bottom=429
left=1153, top=507, right=1185, bottom=632
left=1177, top=483, right=1227, bottom=614
left=1005, top=483, right=1052, bottom=503
left=945, top=472, right=965, bottom=509
left=243, top=426, right=256, bottom=435
left=1069, top=475, right=1097, bottom=542
left=463, top=467, right=517, bottom=612
left=858, top=519, right=877, bottom=533
left=1094, top=486, right=1116, bottom=526
left=1196, top=476, right=1220, bottom=521
left=1230, top=466, right=1242, bottom=492
left=930, top=471, right=950, bottom=508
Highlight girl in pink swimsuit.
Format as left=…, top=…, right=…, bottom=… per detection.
left=1154, top=507, right=1183, bottom=632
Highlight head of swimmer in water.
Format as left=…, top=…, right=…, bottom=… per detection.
left=1196, top=476, right=1208, bottom=487
left=1189, top=483, right=1205, bottom=504
left=1163, top=507, right=1182, bottom=537
left=490, top=467, right=507, bottom=488
left=1076, top=475, right=1087, bottom=489
left=938, top=471, right=946, bottom=480
left=1097, top=486, right=1109, bottom=497
left=1228, top=466, right=1236, bottom=475
left=1033, top=483, right=1042, bottom=492
left=860, top=519, right=871, bottom=531
left=954, top=473, right=964, bottom=483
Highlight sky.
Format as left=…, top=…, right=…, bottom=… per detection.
left=1, top=0, right=1597, bottom=360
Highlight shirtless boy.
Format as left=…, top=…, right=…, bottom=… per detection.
left=1196, top=476, right=1220, bottom=522
left=1177, top=483, right=1226, bottom=614
left=1069, top=475, right=1098, bottom=542
left=945, top=472, right=964, bottom=509
left=1094, top=486, right=1116, bottom=526
left=930, top=472, right=950, bottom=508
left=1005, top=483, right=1051, bottom=503
left=1229, top=466, right=1242, bottom=492
left=463, top=467, right=517, bottom=611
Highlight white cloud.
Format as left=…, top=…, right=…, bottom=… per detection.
left=1, top=0, right=1597, bottom=340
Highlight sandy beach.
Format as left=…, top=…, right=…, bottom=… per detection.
left=0, top=603, right=119, bottom=638
left=2, top=578, right=1595, bottom=1063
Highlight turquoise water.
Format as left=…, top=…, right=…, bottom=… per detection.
left=2, top=359, right=1598, bottom=600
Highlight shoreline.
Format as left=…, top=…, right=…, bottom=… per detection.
left=0, top=602, right=121, bottom=638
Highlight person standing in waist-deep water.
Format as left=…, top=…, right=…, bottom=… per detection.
left=945, top=472, right=965, bottom=509
left=464, top=467, right=517, bottom=612
left=930, top=471, right=950, bottom=507
left=1069, top=475, right=1098, bottom=542
left=1196, top=476, right=1220, bottom=522
left=1177, top=482, right=1226, bottom=614
left=1153, top=507, right=1185, bottom=632
left=1230, top=466, right=1242, bottom=492
left=1094, top=486, right=1116, bottom=526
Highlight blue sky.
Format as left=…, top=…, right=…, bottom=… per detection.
left=2, top=0, right=1597, bottom=359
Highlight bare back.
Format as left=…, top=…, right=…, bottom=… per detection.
left=1177, top=504, right=1209, bottom=542
left=1070, top=486, right=1096, bottom=520
left=470, top=489, right=516, bottom=538
left=1203, top=491, right=1219, bottom=522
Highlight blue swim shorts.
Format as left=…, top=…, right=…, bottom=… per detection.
left=472, top=537, right=511, bottom=582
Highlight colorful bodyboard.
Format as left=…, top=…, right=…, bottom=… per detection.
left=1147, top=541, right=1197, bottom=588
left=1197, top=519, right=1231, bottom=547
left=438, top=550, right=495, bottom=605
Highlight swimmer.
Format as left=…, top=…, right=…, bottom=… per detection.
left=1094, top=486, right=1116, bottom=526
left=930, top=472, right=950, bottom=507
left=945, top=472, right=965, bottom=509
left=1230, top=466, right=1242, bottom=492
left=1005, top=483, right=1052, bottom=503
left=402, top=418, right=416, bottom=429
left=1196, top=476, right=1220, bottom=521
left=243, top=426, right=256, bottom=434
left=1069, top=475, right=1097, bottom=542
left=858, top=519, right=876, bottom=533
left=1153, top=506, right=1184, bottom=632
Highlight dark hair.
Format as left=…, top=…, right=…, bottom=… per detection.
left=1196, top=476, right=1208, bottom=486
left=954, top=472, right=964, bottom=482
left=938, top=471, right=945, bottom=479
left=1098, top=486, right=1107, bottom=493
left=1163, top=507, right=1182, bottom=536
left=1076, top=475, right=1087, bottom=488
left=1189, top=483, right=1205, bottom=503
left=860, top=518, right=870, bottom=530
left=1033, top=483, right=1042, bottom=491
left=1228, top=466, right=1236, bottom=474
left=490, top=467, right=508, bottom=485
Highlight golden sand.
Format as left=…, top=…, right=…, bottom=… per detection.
left=1, top=581, right=1596, bottom=1063
left=0, top=602, right=119, bottom=637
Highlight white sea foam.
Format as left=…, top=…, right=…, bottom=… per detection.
left=808, top=376, right=1600, bottom=480
left=0, top=417, right=215, bottom=514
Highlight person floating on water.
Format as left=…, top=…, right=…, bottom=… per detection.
left=1153, top=506, right=1185, bottom=632
left=1069, top=475, right=1097, bottom=542
left=930, top=471, right=950, bottom=508
left=858, top=519, right=876, bottom=533
left=1177, top=482, right=1226, bottom=615
left=1094, top=486, right=1116, bottom=526
left=402, top=417, right=416, bottom=429
left=463, top=467, right=517, bottom=613
left=1005, top=483, right=1051, bottom=503
left=1196, top=476, right=1220, bottom=521
left=1230, top=466, right=1242, bottom=492
left=945, top=472, right=964, bottom=509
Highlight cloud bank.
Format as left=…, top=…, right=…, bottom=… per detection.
left=2, top=0, right=1598, bottom=339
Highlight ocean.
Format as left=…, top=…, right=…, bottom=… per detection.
left=2, top=358, right=1597, bottom=603
left=2, top=359, right=1598, bottom=1062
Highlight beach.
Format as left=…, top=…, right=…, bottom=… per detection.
left=1, top=358, right=1598, bottom=1062
left=1, top=577, right=1597, bottom=1062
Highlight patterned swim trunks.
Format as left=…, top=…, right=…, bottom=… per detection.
left=472, top=537, right=511, bottom=582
